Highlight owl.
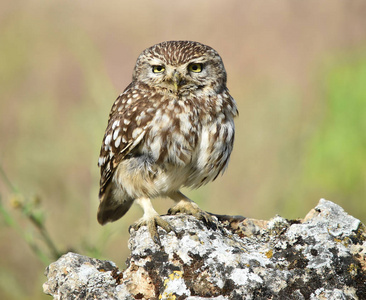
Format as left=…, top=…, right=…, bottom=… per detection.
left=97, top=41, right=238, bottom=242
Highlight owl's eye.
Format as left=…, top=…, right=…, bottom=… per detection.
left=188, top=63, right=203, bottom=73
left=152, top=65, right=165, bottom=73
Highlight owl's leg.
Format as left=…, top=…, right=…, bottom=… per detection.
left=168, top=191, right=217, bottom=230
left=129, top=197, right=173, bottom=244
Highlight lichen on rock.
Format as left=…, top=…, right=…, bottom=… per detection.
left=43, top=199, right=366, bottom=299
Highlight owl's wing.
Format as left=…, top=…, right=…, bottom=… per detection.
left=98, top=83, right=155, bottom=198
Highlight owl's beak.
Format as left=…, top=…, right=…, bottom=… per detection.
left=172, top=71, right=182, bottom=92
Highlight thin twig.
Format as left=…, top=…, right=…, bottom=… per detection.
left=0, top=164, right=19, bottom=193
left=28, top=213, right=62, bottom=259
left=0, top=164, right=62, bottom=262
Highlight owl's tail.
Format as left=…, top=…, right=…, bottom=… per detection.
left=97, top=184, right=134, bottom=225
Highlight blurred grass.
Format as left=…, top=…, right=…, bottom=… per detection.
left=301, top=54, right=366, bottom=216
left=0, top=1, right=366, bottom=299
left=273, top=53, right=366, bottom=219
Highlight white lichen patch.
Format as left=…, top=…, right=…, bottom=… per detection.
left=160, top=271, right=190, bottom=299
left=77, top=263, right=96, bottom=284
left=230, top=268, right=263, bottom=286
left=267, top=215, right=289, bottom=231
left=187, top=297, right=229, bottom=300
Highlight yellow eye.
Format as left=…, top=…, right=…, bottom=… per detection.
left=152, top=65, right=165, bottom=73
left=188, top=63, right=203, bottom=73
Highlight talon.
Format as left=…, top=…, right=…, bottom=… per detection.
left=168, top=200, right=218, bottom=230
left=129, top=214, right=174, bottom=244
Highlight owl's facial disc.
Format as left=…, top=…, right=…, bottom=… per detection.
left=165, top=63, right=206, bottom=94
left=143, top=58, right=211, bottom=95
left=150, top=65, right=189, bottom=94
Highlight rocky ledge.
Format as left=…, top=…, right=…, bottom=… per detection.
left=43, top=199, right=366, bottom=299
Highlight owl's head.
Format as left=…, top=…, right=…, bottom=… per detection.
left=132, top=41, right=227, bottom=95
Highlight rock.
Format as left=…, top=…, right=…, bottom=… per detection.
left=43, top=199, right=366, bottom=299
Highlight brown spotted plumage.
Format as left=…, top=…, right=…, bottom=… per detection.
left=97, top=41, right=238, bottom=242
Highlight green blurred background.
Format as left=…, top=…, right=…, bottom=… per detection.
left=1, top=0, right=366, bottom=299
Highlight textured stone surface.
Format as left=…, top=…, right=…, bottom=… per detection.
left=44, top=199, right=366, bottom=299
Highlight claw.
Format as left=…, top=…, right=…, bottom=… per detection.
left=168, top=200, right=217, bottom=230
left=129, top=214, right=174, bottom=244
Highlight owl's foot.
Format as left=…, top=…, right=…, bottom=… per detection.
left=168, top=199, right=218, bottom=230
left=130, top=197, right=174, bottom=244
left=129, top=214, right=173, bottom=244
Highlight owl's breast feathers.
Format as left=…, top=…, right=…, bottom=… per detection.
left=98, top=83, right=238, bottom=196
